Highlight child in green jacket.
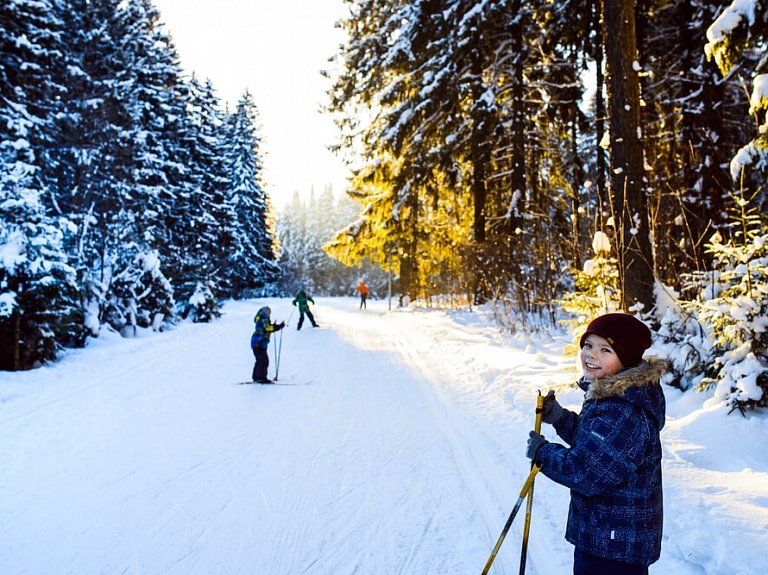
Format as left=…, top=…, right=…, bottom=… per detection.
left=292, top=289, right=319, bottom=330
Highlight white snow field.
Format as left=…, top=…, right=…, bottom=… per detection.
left=1, top=298, right=767, bottom=575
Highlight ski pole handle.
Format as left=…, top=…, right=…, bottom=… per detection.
left=533, top=390, right=544, bottom=434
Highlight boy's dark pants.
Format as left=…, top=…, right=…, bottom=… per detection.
left=574, top=548, right=648, bottom=575
left=252, top=346, right=269, bottom=381
left=297, top=311, right=317, bottom=330
left=360, top=294, right=367, bottom=309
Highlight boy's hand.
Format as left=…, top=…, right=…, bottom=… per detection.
left=526, top=430, right=548, bottom=461
left=541, top=390, right=564, bottom=424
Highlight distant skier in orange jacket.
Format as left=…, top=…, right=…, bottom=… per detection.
left=355, top=281, right=369, bottom=309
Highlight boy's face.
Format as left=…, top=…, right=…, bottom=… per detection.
left=580, top=333, right=624, bottom=380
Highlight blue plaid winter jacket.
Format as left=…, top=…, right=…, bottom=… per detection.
left=536, top=358, right=667, bottom=566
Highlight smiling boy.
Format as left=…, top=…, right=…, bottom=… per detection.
left=526, top=313, right=668, bottom=575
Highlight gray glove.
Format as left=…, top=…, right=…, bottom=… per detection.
left=540, top=390, right=564, bottom=425
left=526, top=430, right=548, bottom=462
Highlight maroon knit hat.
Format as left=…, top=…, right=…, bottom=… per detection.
left=579, top=313, right=652, bottom=369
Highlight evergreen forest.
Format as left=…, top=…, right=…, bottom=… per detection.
left=1, top=0, right=282, bottom=371
left=323, top=0, right=768, bottom=413
left=276, top=187, right=389, bottom=299
left=2, top=0, right=767, bottom=413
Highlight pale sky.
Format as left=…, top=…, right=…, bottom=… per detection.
left=151, top=0, right=351, bottom=210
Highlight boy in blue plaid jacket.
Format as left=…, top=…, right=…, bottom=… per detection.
left=527, top=313, right=667, bottom=575
left=250, top=306, right=285, bottom=383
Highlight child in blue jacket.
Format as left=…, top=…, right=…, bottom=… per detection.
left=250, top=306, right=284, bottom=383
left=527, top=313, right=667, bottom=575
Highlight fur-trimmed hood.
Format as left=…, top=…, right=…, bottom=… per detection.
left=579, top=357, right=668, bottom=430
left=584, top=357, right=668, bottom=400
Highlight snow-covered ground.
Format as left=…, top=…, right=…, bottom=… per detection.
left=1, top=297, right=766, bottom=575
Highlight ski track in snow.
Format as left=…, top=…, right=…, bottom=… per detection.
left=1, top=297, right=766, bottom=574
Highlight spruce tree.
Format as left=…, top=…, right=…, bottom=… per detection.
left=48, top=0, right=186, bottom=334
left=276, top=191, right=309, bottom=296
left=176, top=76, right=230, bottom=321
left=103, top=0, right=185, bottom=332
left=221, top=91, right=280, bottom=298
left=49, top=0, right=141, bottom=333
left=682, top=191, right=768, bottom=413
left=0, top=0, right=84, bottom=369
left=705, top=0, right=768, bottom=209
left=277, top=189, right=388, bottom=297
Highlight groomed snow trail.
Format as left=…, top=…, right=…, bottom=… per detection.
left=0, top=298, right=568, bottom=575
left=5, top=298, right=765, bottom=574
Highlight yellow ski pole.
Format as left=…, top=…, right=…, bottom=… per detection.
left=519, top=391, right=544, bottom=574
left=480, top=464, right=541, bottom=575
left=481, top=392, right=544, bottom=575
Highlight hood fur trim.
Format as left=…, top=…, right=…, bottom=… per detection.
left=585, top=357, right=669, bottom=401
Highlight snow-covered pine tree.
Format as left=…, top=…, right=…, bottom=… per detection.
left=48, top=0, right=141, bottom=334
left=304, top=188, right=335, bottom=293
left=705, top=0, right=768, bottom=206
left=46, top=0, right=188, bottom=335
left=175, top=76, right=230, bottom=321
left=0, top=0, right=84, bottom=370
left=185, top=281, right=218, bottom=323
left=0, top=186, right=82, bottom=370
left=327, top=0, right=510, bottom=302
left=101, top=0, right=187, bottom=331
left=682, top=190, right=768, bottom=414
left=220, top=91, right=280, bottom=298
left=276, top=191, right=309, bottom=295
left=311, top=186, right=379, bottom=296
left=328, top=0, right=594, bottom=309
left=665, top=0, right=768, bottom=413
left=101, top=245, right=174, bottom=337
left=637, top=1, right=737, bottom=276
left=321, top=187, right=374, bottom=296
left=277, top=188, right=388, bottom=297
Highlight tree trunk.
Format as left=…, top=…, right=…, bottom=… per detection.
left=509, top=1, right=526, bottom=236
left=14, top=308, right=21, bottom=371
left=471, top=158, right=487, bottom=243
left=603, top=0, right=656, bottom=313
left=570, top=109, right=583, bottom=271
left=594, top=15, right=607, bottom=220
left=470, top=29, right=490, bottom=244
